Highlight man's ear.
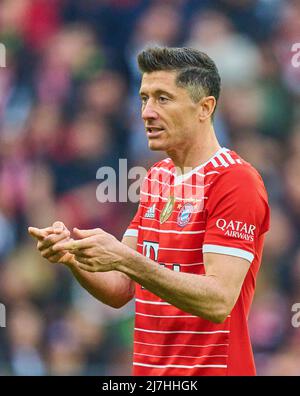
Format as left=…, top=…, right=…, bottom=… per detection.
left=198, top=96, right=216, bottom=122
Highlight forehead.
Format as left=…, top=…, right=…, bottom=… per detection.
left=140, top=71, right=179, bottom=94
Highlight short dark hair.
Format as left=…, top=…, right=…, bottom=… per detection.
left=137, top=47, right=221, bottom=115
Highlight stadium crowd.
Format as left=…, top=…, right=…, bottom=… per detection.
left=0, top=0, right=300, bottom=375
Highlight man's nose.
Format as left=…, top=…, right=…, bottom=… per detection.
left=142, top=100, right=159, bottom=121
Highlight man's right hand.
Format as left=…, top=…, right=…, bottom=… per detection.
left=28, top=221, right=76, bottom=267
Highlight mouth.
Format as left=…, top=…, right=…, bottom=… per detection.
left=146, top=127, right=165, bottom=138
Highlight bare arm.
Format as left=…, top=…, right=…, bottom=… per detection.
left=115, top=248, right=250, bottom=322
left=54, top=228, right=251, bottom=323
left=68, top=234, right=136, bottom=308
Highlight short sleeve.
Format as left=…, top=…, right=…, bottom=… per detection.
left=203, top=166, right=270, bottom=263
left=123, top=164, right=152, bottom=238
left=123, top=204, right=142, bottom=238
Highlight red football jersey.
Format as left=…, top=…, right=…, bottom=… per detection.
left=124, top=147, right=270, bottom=376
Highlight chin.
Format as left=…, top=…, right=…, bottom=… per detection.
left=148, top=141, right=166, bottom=152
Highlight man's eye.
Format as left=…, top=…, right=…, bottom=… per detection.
left=141, top=97, right=148, bottom=104
left=158, top=96, right=168, bottom=103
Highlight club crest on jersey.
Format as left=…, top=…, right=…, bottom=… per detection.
left=177, top=203, right=194, bottom=227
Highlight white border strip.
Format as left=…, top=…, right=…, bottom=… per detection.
left=139, top=226, right=205, bottom=235
left=203, top=244, right=254, bottom=263
left=134, top=352, right=228, bottom=359
left=123, top=229, right=138, bottom=237
left=135, top=298, right=170, bottom=305
left=134, top=341, right=229, bottom=348
left=136, top=312, right=198, bottom=318
left=135, top=328, right=229, bottom=334
left=133, top=362, right=227, bottom=369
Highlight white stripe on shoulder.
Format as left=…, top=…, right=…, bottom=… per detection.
left=150, top=167, right=174, bottom=176
left=216, top=154, right=229, bottom=168
left=222, top=151, right=236, bottom=165
left=206, top=171, right=220, bottom=176
left=211, top=158, right=219, bottom=168
left=145, top=176, right=171, bottom=186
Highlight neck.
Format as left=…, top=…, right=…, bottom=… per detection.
left=167, top=124, right=221, bottom=174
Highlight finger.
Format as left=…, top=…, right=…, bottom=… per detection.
left=42, top=251, right=62, bottom=262
left=48, top=251, right=75, bottom=265
left=53, top=235, right=98, bottom=252
left=52, top=221, right=66, bottom=234
left=39, top=245, right=59, bottom=258
left=40, top=246, right=71, bottom=263
left=37, top=239, right=56, bottom=252
left=49, top=254, right=62, bottom=263
left=38, top=241, right=60, bottom=260
left=43, top=232, right=71, bottom=248
left=28, top=226, right=53, bottom=241
left=73, top=227, right=103, bottom=238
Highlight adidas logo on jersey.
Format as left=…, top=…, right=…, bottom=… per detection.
left=145, top=204, right=156, bottom=219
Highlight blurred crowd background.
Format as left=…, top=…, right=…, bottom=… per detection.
left=0, top=0, right=299, bottom=376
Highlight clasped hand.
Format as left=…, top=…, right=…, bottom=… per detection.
left=28, top=221, right=125, bottom=272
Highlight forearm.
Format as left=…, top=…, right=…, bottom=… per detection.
left=116, top=249, right=228, bottom=322
left=64, top=235, right=136, bottom=309
left=69, top=263, right=134, bottom=308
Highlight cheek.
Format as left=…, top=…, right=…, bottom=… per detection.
left=173, top=116, right=192, bottom=136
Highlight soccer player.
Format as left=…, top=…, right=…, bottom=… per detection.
left=29, top=47, right=270, bottom=376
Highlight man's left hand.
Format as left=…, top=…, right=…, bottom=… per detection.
left=53, top=227, right=126, bottom=273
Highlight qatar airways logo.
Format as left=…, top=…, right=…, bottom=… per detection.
left=216, top=219, right=256, bottom=242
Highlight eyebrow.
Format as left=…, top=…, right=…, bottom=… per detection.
left=139, top=89, right=175, bottom=99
